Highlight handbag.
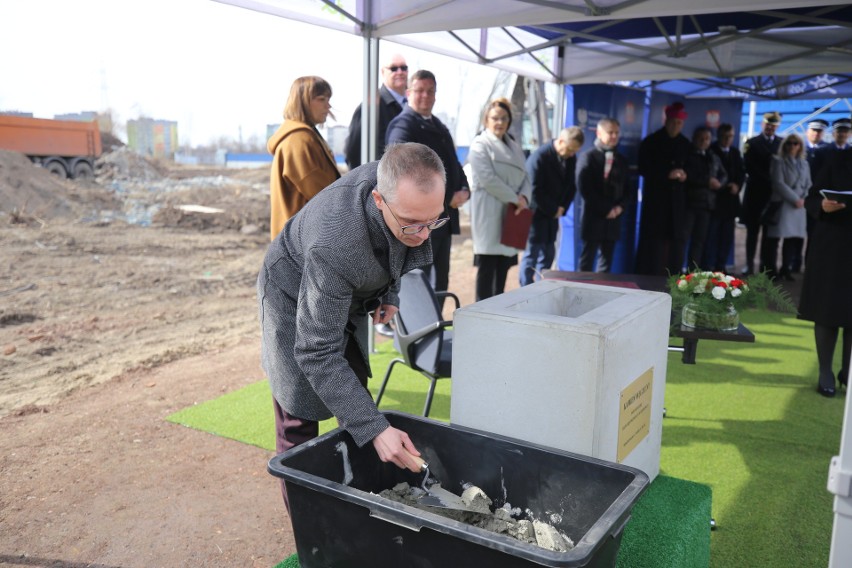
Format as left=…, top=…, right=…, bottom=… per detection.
left=500, top=203, right=533, bottom=249
left=760, top=201, right=782, bottom=226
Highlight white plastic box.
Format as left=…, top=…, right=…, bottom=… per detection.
left=450, top=280, right=671, bottom=480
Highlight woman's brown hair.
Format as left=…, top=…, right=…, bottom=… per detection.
left=481, top=97, right=514, bottom=129
left=283, top=76, right=333, bottom=125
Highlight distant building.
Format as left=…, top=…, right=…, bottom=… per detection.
left=54, top=111, right=98, bottom=122
left=127, top=118, right=178, bottom=160
left=266, top=123, right=278, bottom=142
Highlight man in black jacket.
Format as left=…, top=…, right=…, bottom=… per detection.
left=343, top=53, right=408, bottom=170
left=385, top=70, right=470, bottom=298
left=519, top=126, right=584, bottom=284
left=576, top=118, right=630, bottom=273
left=705, top=123, right=746, bottom=272
left=635, top=102, right=692, bottom=276
left=742, top=111, right=782, bottom=276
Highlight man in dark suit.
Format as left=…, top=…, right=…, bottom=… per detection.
left=705, top=123, right=746, bottom=272
left=519, top=126, right=584, bottom=284
left=343, top=53, right=408, bottom=170
left=742, top=111, right=782, bottom=276
left=576, top=118, right=630, bottom=273
left=385, top=70, right=470, bottom=299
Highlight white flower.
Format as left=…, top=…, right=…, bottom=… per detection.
left=678, top=279, right=688, bottom=290
left=731, top=288, right=742, bottom=298
left=711, top=286, right=727, bottom=300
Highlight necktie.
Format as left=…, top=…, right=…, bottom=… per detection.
left=604, top=151, right=614, bottom=180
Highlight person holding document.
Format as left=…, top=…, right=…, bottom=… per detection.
left=468, top=97, right=531, bottom=300
left=798, top=145, right=852, bottom=397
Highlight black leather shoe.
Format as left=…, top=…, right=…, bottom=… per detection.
left=817, top=384, right=836, bottom=398
left=779, top=271, right=795, bottom=282
left=838, top=369, right=848, bottom=389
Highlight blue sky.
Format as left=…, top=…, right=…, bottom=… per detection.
left=0, top=0, right=499, bottom=146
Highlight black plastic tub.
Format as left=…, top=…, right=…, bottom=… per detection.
left=268, top=411, right=649, bottom=567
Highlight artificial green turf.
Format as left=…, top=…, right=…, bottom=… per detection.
left=168, top=311, right=847, bottom=567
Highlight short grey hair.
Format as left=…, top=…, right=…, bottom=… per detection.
left=597, top=117, right=620, bottom=130
left=377, top=143, right=446, bottom=202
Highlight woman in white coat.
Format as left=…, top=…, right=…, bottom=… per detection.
left=468, top=98, right=532, bottom=300
left=763, top=133, right=811, bottom=280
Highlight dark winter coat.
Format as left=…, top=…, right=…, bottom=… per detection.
left=385, top=107, right=469, bottom=236
left=742, top=134, right=781, bottom=224
left=798, top=148, right=852, bottom=327
left=344, top=85, right=404, bottom=169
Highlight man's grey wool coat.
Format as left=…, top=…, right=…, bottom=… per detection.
left=257, top=162, right=433, bottom=447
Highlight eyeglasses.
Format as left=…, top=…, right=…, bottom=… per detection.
left=380, top=193, right=449, bottom=235
left=385, top=65, right=408, bottom=72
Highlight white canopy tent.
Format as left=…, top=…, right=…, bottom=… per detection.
left=214, top=0, right=852, bottom=153
left=214, top=2, right=852, bottom=565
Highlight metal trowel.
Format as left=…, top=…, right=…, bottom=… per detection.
left=409, top=454, right=482, bottom=513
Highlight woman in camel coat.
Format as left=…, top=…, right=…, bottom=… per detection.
left=267, top=76, right=340, bottom=240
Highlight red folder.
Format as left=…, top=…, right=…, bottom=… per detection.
left=500, top=203, right=533, bottom=249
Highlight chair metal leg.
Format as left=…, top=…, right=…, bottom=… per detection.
left=423, top=377, right=438, bottom=417
left=376, top=358, right=403, bottom=408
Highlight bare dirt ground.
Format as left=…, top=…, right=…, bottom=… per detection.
left=0, top=148, right=486, bottom=568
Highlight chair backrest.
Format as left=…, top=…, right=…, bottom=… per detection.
left=395, top=269, right=444, bottom=374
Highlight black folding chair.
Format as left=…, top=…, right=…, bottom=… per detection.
left=375, top=269, right=459, bottom=417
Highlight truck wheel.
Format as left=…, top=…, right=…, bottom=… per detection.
left=72, top=162, right=95, bottom=180
left=45, top=161, right=68, bottom=179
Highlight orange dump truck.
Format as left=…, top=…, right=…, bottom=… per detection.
left=0, top=115, right=103, bottom=179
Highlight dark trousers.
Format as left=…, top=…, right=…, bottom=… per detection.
left=682, top=208, right=711, bottom=271
left=476, top=254, right=515, bottom=300
left=761, top=237, right=804, bottom=277
left=272, top=334, right=370, bottom=513
left=635, top=237, right=685, bottom=277
left=579, top=239, right=616, bottom=273
left=744, top=221, right=770, bottom=274
left=814, top=324, right=852, bottom=389
left=519, top=212, right=559, bottom=285
left=428, top=230, right=452, bottom=298
left=703, top=214, right=735, bottom=272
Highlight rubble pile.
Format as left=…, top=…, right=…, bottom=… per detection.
left=95, top=146, right=167, bottom=182
left=378, top=482, right=575, bottom=552
left=0, top=149, right=76, bottom=221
